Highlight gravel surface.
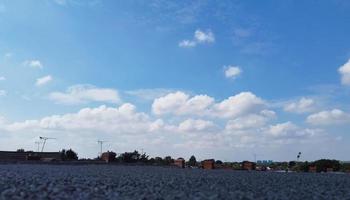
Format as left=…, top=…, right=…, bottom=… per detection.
left=0, top=164, right=350, bottom=200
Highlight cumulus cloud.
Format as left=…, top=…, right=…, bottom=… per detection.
left=224, top=65, right=242, bottom=79
left=306, top=109, right=350, bottom=126
left=225, top=110, right=275, bottom=130
left=6, top=104, right=151, bottom=133
left=284, top=98, right=315, bottom=114
left=264, top=122, right=320, bottom=139
left=49, top=84, right=121, bottom=105
left=152, top=91, right=265, bottom=119
left=339, top=59, right=350, bottom=85
left=23, top=60, right=43, bottom=69
left=36, top=75, right=52, bottom=86
left=212, top=92, right=265, bottom=118
left=194, top=29, right=215, bottom=43
left=0, top=76, right=5, bottom=81
left=0, top=101, right=332, bottom=159
left=152, top=91, right=214, bottom=115
left=179, top=29, right=215, bottom=48
left=178, top=119, right=215, bottom=132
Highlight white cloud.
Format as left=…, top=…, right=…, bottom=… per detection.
left=225, top=110, right=275, bottom=130
left=0, top=102, right=333, bottom=159
left=49, top=84, right=121, bottom=105
left=0, top=76, right=5, bottom=81
left=264, top=122, right=320, bottom=139
left=178, top=40, right=197, bottom=48
left=0, top=90, right=6, bottom=96
left=153, top=91, right=266, bottom=119
left=6, top=104, right=150, bottom=133
left=284, top=97, right=315, bottom=114
left=36, top=75, right=52, bottom=86
left=23, top=60, right=43, bottom=69
left=224, top=65, right=242, bottom=79
left=152, top=91, right=214, bottom=115
left=178, top=119, right=215, bottom=132
left=194, top=29, right=215, bottom=43
left=179, top=29, right=215, bottom=48
left=212, top=92, right=265, bottom=118
left=306, top=109, right=350, bottom=126
left=339, top=59, right=350, bottom=85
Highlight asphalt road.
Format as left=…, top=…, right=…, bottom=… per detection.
left=0, top=164, right=349, bottom=199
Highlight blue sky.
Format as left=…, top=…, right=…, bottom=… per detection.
left=0, top=0, right=350, bottom=161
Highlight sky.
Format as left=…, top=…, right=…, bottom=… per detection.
left=0, top=0, right=350, bottom=161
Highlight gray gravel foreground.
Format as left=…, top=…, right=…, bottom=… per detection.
left=1, top=165, right=350, bottom=200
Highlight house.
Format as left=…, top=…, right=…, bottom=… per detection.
left=309, top=166, right=317, bottom=173
left=242, top=161, right=256, bottom=170
left=174, top=158, right=185, bottom=168
left=0, top=151, right=62, bottom=162
left=202, top=159, right=215, bottom=170
left=101, top=151, right=116, bottom=163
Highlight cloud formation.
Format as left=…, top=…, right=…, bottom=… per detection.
left=224, top=65, right=242, bottom=79
left=23, top=60, right=43, bottom=69
left=0, top=76, right=5, bottom=81
left=284, top=97, right=315, bottom=114
left=307, top=109, right=350, bottom=126
left=36, top=75, right=52, bottom=86
left=339, top=59, right=350, bottom=85
left=152, top=91, right=214, bottom=115
left=179, top=29, right=215, bottom=48
left=49, top=84, right=121, bottom=105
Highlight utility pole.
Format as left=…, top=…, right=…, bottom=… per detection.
left=39, top=137, right=56, bottom=152
left=97, top=140, right=107, bottom=156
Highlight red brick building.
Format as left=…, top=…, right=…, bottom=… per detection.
left=202, top=159, right=215, bottom=169
left=101, top=151, right=116, bottom=163
left=242, top=161, right=256, bottom=170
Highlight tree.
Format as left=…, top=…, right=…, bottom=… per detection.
left=61, top=149, right=78, bottom=160
left=314, top=159, right=341, bottom=172
left=289, top=161, right=296, bottom=168
left=215, top=160, right=223, bottom=165
left=188, top=155, right=197, bottom=167
left=139, top=153, right=149, bottom=163
left=117, top=150, right=141, bottom=163
left=164, top=156, right=174, bottom=165
left=154, top=157, right=163, bottom=165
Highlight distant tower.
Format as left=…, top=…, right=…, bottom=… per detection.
left=34, top=141, right=41, bottom=152
left=39, top=137, right=56, bottom=152
left=97, top=140, right=107, bottom=156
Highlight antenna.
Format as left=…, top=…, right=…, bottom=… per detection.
left=34, top=141, right=41, bottom=152
left=97, top=140, right=107, bottom=156
left=39, top=136, right=56, bottom=152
